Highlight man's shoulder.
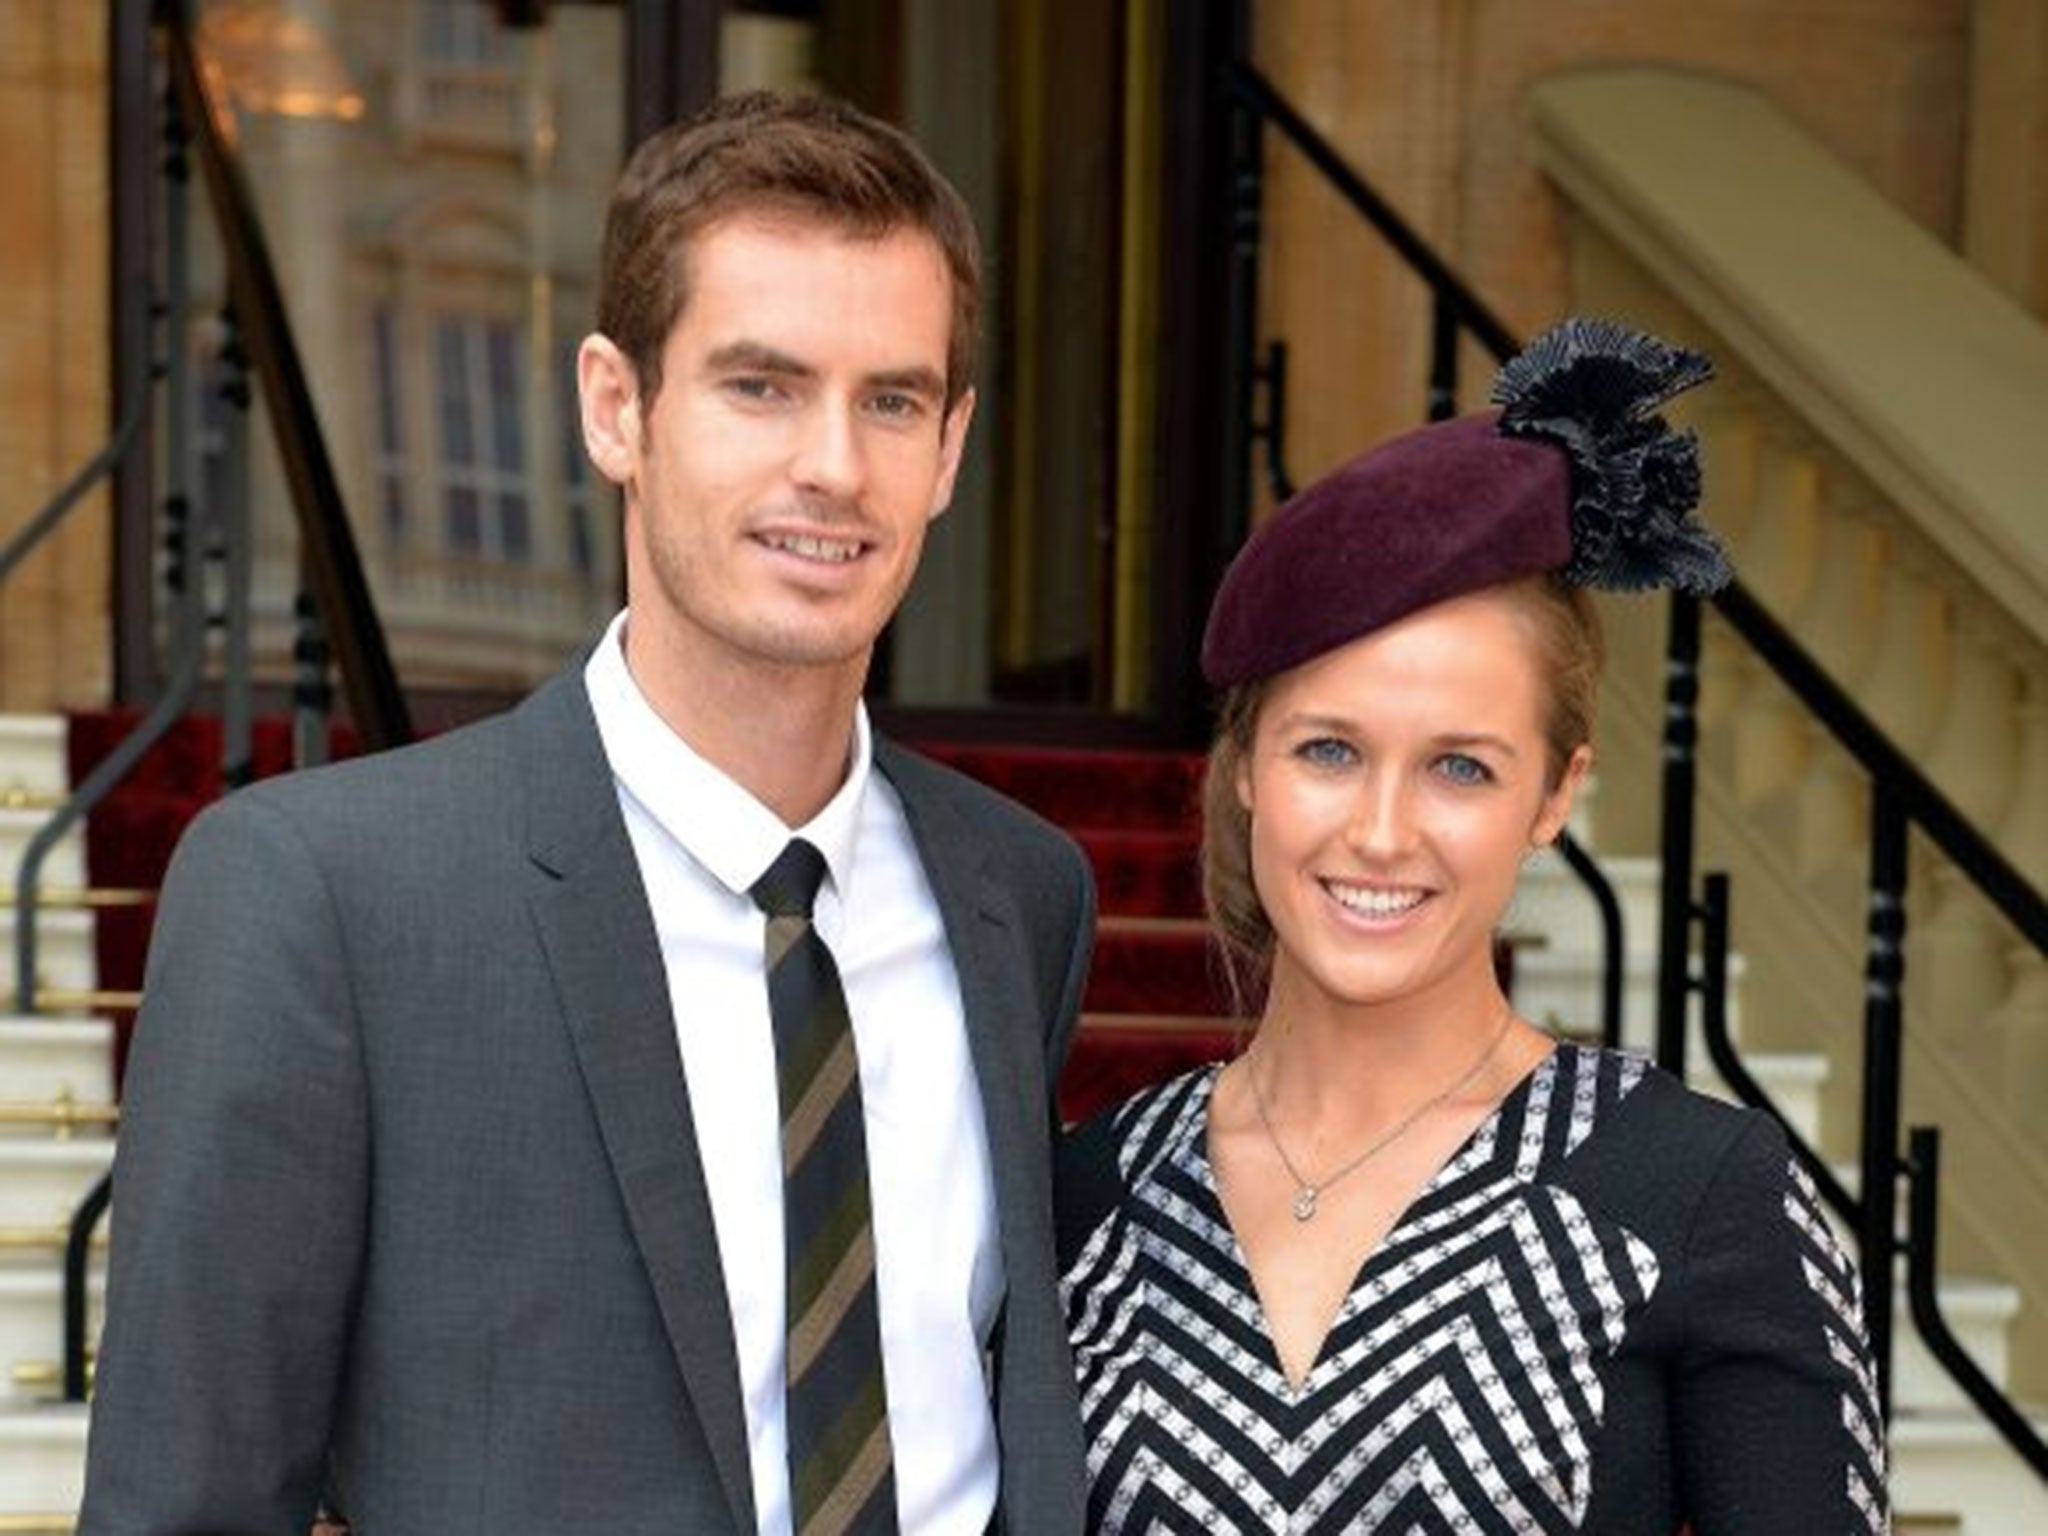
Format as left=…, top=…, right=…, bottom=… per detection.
left=212, top=666, right=592, bottom=849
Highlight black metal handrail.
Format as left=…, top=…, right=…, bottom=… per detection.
left=0, top=336, right=154, bottom=584
left=1221, top=57, right=1627, bottom=1051
left=160, top=0, right=410, bottom=751
left=1662, top=584, right=2048, bottom=1465
left=62, top=1171, right=113, bottom=1402
left=1224, top=61, right=1517, bottom=361
left=1695, top=873, right=1858, bottom=1219
left=13, top=47, right=205, bottom=1018
left=1911, top=1129, right=2048, bottom=1479
left=1712, top=583, right=2046, bottom=943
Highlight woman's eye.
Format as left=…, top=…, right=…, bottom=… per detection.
left=1435, top=752, right=1494, bottom=787
left=1293, top=737, right=1356, bottom=768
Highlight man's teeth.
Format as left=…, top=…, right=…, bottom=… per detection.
left=1327, top=883, right=1427, bottom=919
left=767, top=533, right=862, bottom=562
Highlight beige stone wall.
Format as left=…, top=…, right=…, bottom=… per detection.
left=1252, top=0, right=1972, bottom=506
left=1965, top=0, right=2048, bottom=316
left=0, top=0, right=110, bottom=712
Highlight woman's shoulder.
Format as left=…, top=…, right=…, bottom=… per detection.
left=1576, top=1045, right=1788, bottom=1164
left=1549, top=1043, right=1805, bottom=1245
left=1055, top=1063, right=1219, bottom=1268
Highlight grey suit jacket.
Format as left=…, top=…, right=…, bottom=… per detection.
left=79, top=663, right=1094, bottom=1535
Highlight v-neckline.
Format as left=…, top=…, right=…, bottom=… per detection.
left=1185, top=1045, right=1562, bottom=1401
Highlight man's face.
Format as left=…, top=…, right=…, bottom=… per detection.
left=585, top=214, right=972, bottom=686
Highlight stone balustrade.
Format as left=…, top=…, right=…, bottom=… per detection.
left=1533, top=66, right=2048, bottom=1398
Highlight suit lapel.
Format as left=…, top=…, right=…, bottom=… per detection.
left=876, top=742, right=1054, bottom=1326
left=514, top=669, right=756, bottom=1533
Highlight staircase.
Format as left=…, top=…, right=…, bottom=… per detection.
left=0, top=716, right=107, bottom=1532
left=2, top=717, right=2045, bottom=1529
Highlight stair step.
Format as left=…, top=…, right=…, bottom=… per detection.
left=0, top=1275, right=101, bottom=1408
left=914, top=743, right=1204, bottom=833
left=0, top=1402, right=87, bottom=1519
left=1691, top=1049, right=1830, bottom=1149
left=1890, top=1277, right=2023, bottom=1417
left=1085, top=919, right=1227, bottom=1017
left=1891, top=1405, right=2048, bottom=1532
left=1062, top=1012, right=1240, bottom=1125
left=1810, top=1157, right=2024, bottom=1416
left=0, top=1144, right=114, bottom=1255
left=0, top=916, right=93, bottom=999
left=0, top=720, right=68, bottom=802
left=1509, top=944, right=1748, bottom=1055
left=1074, top=827, right=1204, bottom=919
left=0, top=1023, right=114, bottom=1131
left=0, top=816, right=82, bottom=893
left=1509, top=849, right=1662, bottom=960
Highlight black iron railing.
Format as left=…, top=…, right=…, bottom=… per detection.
left=1220, top=56, right=1626, bottom=1053
left=161, top=5, right=410, bottom=750
left=1222, top=42, right=2048, bottom=1483
left=1665, top=586, right=2048, bottom=1477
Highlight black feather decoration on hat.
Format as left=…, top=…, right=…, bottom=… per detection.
left=1491, top=317, right=1731, bottom=595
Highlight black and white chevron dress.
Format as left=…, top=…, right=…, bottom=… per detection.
left=1056, top=1044, right=1887, bottom=1534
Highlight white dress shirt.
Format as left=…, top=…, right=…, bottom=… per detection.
left=584, top=614, right=1003, bottom=1535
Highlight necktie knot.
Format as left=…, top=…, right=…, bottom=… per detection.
left=751, top=838, right=827, bottom=920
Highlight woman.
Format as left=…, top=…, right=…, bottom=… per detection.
left=1057, top=320, right=1885, bottom=1533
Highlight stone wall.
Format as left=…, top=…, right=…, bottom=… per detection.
left=0, top=0, right=109, bottom=712
left=1251, top=0, right=1974, bottom=503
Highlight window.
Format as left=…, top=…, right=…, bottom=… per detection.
left=371, top=304, right=408, bottom=545
left=420, top=0, right=511, bottom=67
left=433, top=315, right=531, bottom=563
left=559, top=348, right=596, bottom=578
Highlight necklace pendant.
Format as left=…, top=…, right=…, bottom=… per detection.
left=1292, top=1187, right=1318, bottom=1222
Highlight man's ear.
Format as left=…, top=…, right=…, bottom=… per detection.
left=578, top=333, right=642, bottom=488
left=927, top=387, right=977, bottom=521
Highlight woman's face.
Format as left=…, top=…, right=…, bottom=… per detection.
left=1237, top=587, right=1589, bottom=1017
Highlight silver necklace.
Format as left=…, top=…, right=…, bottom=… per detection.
left=1248, top=1005, right=1517, bottom=1223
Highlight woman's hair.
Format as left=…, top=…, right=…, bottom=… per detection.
left=1198, top=573, right=1602, bottom=1007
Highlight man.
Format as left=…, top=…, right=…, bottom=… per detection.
left=81, top=92, right=1092, bottom=1535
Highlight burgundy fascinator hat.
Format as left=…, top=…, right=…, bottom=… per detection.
left=1200, top=318, right=1734, bottom=688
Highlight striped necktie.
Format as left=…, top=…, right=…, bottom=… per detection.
left=751, top=839, right=899, bottom=1536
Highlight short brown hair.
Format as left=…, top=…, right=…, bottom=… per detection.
left=596, top=91, right=981, bottom=410
left=1198, top=574, right=1602, bottom=1002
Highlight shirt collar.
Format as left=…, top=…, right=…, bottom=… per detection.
left=583, top=610, right=870, bottom=908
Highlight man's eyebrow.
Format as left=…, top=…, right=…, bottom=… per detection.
left=703, top=341, right=815, bottom=377
left=865, top=366, right=946, bottom=400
